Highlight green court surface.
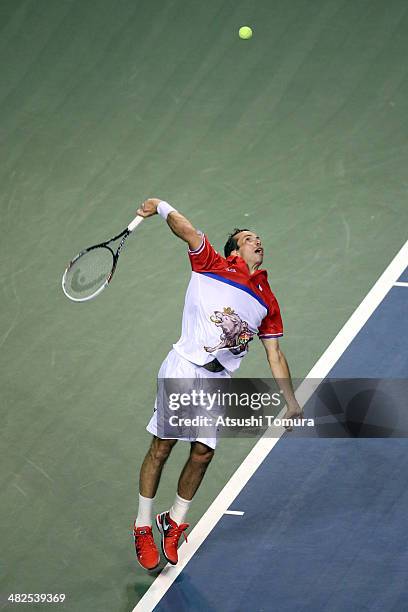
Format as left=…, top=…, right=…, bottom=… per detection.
left=1, top=1, right=407, bottom=610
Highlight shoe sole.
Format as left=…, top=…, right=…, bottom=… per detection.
left=155, top=514, right=177, bottom=566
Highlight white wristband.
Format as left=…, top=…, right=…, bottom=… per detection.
left=157, top=201, right=177, bottom=220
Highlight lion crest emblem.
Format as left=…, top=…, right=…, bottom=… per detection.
left=204, top=307, right=254, bottom=355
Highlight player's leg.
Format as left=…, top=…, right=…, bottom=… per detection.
left=133, top=436, right=177, bottom=570
left=177, top=441, right=214, bottom=502
left=139, top=436, right=178, bottom=500
left=156, top=441, right=214, bottom=565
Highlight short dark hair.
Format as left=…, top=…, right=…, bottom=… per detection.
left=224, top=228, right=250, bottom=258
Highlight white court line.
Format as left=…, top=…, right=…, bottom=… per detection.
left=224, top=510, right=245, bottom=516
left=133, top=239, right=408, bottom=612
left=394, top=281, right=408, bottom=287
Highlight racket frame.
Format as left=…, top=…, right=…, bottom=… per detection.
left=62, top=215, right=143, bottom=302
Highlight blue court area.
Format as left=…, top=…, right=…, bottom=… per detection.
left=155, top=271, right=408, bottom=611
left=398, top=268, right=408, bottom=283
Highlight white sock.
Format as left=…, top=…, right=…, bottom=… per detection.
left=136, top=494, right=155, bottom=527
left=169, top=493, right=191, bottom=525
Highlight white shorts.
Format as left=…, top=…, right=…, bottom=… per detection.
left=146, top=349, right=231, bottom=449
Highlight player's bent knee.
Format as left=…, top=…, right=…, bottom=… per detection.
left=149, top=438, right=176, bottom=463
left=190, top=447, right=214, bottom=465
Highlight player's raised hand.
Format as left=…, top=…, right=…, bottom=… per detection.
left=136, top=198, right=161, bottom=218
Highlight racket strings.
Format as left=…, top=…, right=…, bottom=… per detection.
left=63, top=246, right=115, bottom=300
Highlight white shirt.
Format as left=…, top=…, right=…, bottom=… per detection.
left=173, top=234, right=283, bottom=373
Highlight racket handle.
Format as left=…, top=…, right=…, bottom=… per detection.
left=127, top=215, right=144, bottom=232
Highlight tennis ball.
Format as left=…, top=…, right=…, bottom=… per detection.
left=239, top=26, right=253, bottom=40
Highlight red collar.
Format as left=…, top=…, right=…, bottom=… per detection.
left=226, top=255, right=268, bottom=279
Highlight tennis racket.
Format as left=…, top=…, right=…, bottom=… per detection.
left=62, top=215, right=143, bottom=302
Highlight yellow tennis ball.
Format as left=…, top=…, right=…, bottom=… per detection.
left=239, top=26, right=253, bottom=40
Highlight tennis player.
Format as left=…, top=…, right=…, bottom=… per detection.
left=132, top=198, right=302, bottom=570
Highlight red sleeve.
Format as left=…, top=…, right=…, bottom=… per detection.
left=258, top=296, right=284, bottom=339
left=188, top=233, right=224, bottom=272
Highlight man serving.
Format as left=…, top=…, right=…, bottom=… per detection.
left=132, top=198, right=302, bottom=570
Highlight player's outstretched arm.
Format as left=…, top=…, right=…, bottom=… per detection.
left=136, top=198, right=202, bottom=251
left=261, top=337, right=303, bottom=430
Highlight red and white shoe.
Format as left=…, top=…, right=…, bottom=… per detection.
left=132, top=522, right=160, bottom=570
left=156, top=511, right=189, bottom=565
